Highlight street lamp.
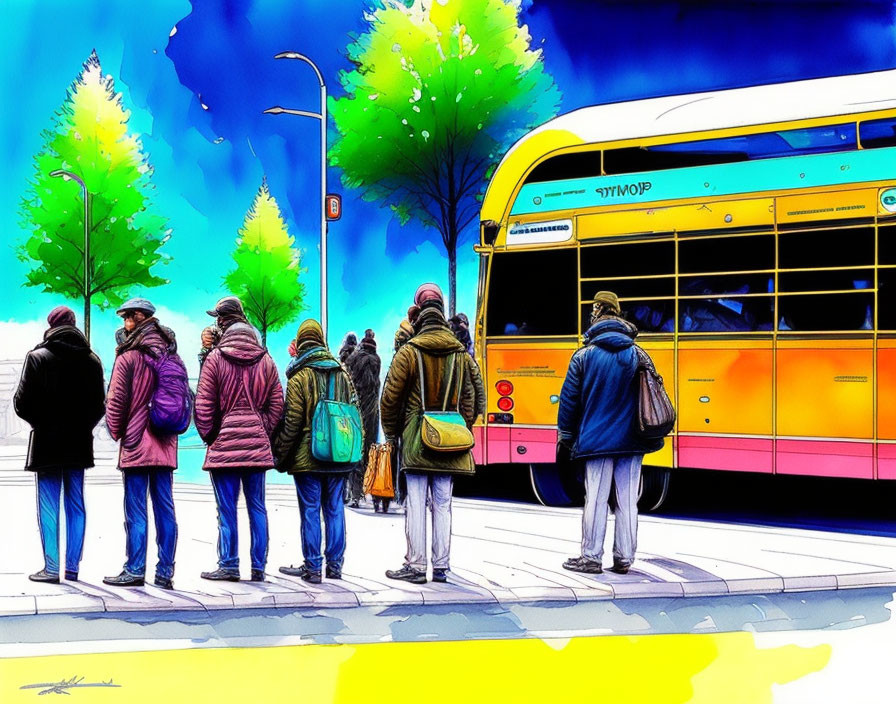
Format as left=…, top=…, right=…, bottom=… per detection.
left=264, top=51, right=329, bottom=342
left=49, top=169, right=92, bottom=343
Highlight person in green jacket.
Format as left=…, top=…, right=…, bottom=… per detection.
left=382, top=284, right=479, bottom=584
left=273, top=319, right=360, bottom=584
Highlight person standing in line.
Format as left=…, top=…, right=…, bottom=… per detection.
left=557, top=291, right=663, bottom=575
left=274, top=320, right=361, bottom=584
left=103, top=298, right=184, bottom=589
left=449, top=313, right=485, bottom=423
left=338, top=332, right=358, bottom=365
left=345, top=329, right=382, bottom=510
left=194, top=297, right=283, bottom=582
left=14, top=306, right=105, bottom=583
left=382, top=284, right=478, bottom=584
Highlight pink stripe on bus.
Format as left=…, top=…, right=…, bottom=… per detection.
left=776, top=439, right=873, bottom=479
left=678, top=436, right=773, bottom=474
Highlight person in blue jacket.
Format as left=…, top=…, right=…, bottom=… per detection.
left=557, top=291, right=663, bottom=575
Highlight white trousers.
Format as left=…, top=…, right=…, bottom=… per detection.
left=403, top=473, right=453, bottom=571
left=582, top=455, right=643, bottom=565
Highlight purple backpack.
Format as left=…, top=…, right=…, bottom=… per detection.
left=146, top=353, right=194, bottom=435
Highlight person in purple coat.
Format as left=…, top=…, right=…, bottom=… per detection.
left=194, top=297, right=284, bottom=582
left=103, top=298, right=183, bottom=589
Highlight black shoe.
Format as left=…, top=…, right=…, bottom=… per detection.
left=103, top=571, right=145, bottom=587
left=562, top=557, right=603, bottom=574
left=64, top=570, right=78, bottom=582
left=153, top=575, right=174, bottom=590
left=432, top=568, right=448, bottom=583
left=279, top=565, right=322, bottom=584
left=382, top=501, right=390, bottom=514
left=29, top=569, right=60, bottom=584
left=608, top=561, right=632, bottom=575
left=325, top=565, right=342, bottom=580
left=372, top=499, right=381, bottom=513
left=251, top=569, right=265, bottom=582
left=350, top=500, right=360, bottom=509
left=385, top=566, right=426, bottom=584
left=200, top=568, right=240, bottom=582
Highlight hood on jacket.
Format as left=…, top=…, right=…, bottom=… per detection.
left=39, top=325, right=93, bottom=356
left=584, top=316, right=638, bottom=352
left=407, top=307, right=465, bottom=357
left=286, top=345, right=340, bottom=379
left=116, top=318, right=172, bottom=358
left=217, top=323, right=267, bottom=366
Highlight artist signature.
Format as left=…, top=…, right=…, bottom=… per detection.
left=20, top=676, right=121, bottom=695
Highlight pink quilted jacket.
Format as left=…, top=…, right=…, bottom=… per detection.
left=194, top=323, right=283, bottom=470
left=105, top=323, right=178, bottom=470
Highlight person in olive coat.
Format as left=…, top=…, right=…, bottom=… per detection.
left=273, top=319, right=361, bottom=583
left=14, top=306, right=105, bottom=583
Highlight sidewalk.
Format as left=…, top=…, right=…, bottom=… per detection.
left=2, top=455, right=896, bottom=619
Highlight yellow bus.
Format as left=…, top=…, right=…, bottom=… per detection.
left=471, top=70, right=896, bottom=509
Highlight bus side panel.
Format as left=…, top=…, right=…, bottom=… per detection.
left=877, top=343, right=896, bottom=479
left=776, top=341, right=874, bottom=478
left=641, top=345, right=675, bottom=469
left=677, top=343, right=774, bottom=473
left=485, top=347, right=575, bottom=425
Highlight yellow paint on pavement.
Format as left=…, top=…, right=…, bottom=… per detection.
left=1, top=632, right=830, bottom=703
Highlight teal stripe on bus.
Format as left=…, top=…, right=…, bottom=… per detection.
left=509, top=146, right=896, bottom=216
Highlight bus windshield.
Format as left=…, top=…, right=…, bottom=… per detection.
left=487, top=249, right=578, bottom=337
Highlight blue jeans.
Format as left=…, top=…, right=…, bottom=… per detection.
left=122, top=470, right=178, bottom=579
left=35, top=469, right=85, bottom=575
left=294, top=473, right=346, bottom=572
left=210, top=470, right=268, bottom=572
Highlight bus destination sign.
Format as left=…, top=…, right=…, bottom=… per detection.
left=506, top=219, right=573, bottom=246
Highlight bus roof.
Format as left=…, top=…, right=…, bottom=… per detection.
left=481, top=70, right=896, bottom=222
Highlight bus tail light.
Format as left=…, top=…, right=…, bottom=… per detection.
left=495, top=380, right=514, bottom=396
left=488, top=412, right=514, bottom=424
left=497, top=396, right=514, bottom=412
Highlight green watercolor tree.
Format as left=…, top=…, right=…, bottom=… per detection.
left=18, top=50, right=170, bottom=341
left=225, top=179, right=306, bottom=347
left=329, top=0, right=560, bottom=315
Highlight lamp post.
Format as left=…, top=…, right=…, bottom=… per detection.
left=264, top=51, right=329, bottom=342
left=49, top=169, right=92, bottom=343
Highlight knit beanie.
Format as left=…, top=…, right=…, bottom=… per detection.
left=296, top=319, right=325, bottom=348
left=47, top=306, right=76, bottom=329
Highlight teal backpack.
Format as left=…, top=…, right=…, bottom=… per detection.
left=311, top=370, right=363, bottom=464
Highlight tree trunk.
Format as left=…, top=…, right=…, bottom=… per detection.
left=448, top=245, right=457, bottom=318
left=83, top=294, right=91, bottom=345
left=261, top=324, right=267, bottom=349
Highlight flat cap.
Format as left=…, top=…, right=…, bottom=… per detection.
left=116, top=297, right=156, bottom=316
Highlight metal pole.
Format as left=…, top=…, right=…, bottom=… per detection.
left=264, top=51, right=328, bottom=343
left=319, top=80, right=327, bottom=342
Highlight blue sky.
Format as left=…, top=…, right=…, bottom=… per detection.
left=2, top=0, right=895, bottom=375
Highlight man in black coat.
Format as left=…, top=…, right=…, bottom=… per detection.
left=14, top=306, right=105, bottom=583
left=345, top=330, right=382, bottom=509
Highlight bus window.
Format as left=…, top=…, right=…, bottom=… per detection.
left=779, top=270, right=873, bottom=293
left=859, top=118, right=896, bottom=149
left=880, top=270, right=896, bottom=330
left=523, top=152, right=602, bottom=185
left=604, top=123, right=856, bottom=175
left=779, top=227, right=874, bottom=269
left=678, top=234, right=774, bottom=274
left=880, top=224, right=896, bottom=265
left=580, top=240, right=674, bottom=278
left=487, top=249, right=578, bottom=336
left=581, top=300, right=674, bottom=334
left=580, top=278, right=674, bottom=301
left=680, top=296, right=773, bottom=332
left=777, top=293, right=874, bottom=331
left=679, top=273, right=774, bottom=296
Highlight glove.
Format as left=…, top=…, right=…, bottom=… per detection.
left=556, top=438, right=573, bottom=466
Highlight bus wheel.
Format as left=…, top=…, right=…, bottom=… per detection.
left=639, top=466, right=670, bottom=512
left=529, top=463, right=584, bottom=508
